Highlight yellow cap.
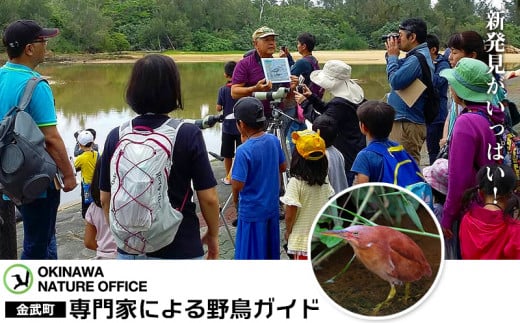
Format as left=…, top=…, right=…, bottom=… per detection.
left=292, top=129, right=326, bottom=161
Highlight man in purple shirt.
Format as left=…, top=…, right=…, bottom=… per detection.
left=231, top=26, right=282, bottom=118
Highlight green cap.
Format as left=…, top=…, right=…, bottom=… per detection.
left=439, top=57, right=494, bottom=104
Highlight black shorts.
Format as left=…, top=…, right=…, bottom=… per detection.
left=220, top=132, right=242, bottom=158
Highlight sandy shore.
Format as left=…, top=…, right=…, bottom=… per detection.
left=52, top=50, right=520, bottom=65
left=164, top=50, right=393, bottom=64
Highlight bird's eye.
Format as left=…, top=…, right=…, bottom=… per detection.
left=353, top=232, right=359, bottom=236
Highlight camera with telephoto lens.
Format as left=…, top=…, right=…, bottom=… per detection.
left=191, top=114, right=224, bottom=129
left=381, top=32, right=399, bottom=41
left=211, top=114, right=225, bottom=123
left=253, top=87, right=289, bottom=102
left=203, top=114, right=224, bottom=127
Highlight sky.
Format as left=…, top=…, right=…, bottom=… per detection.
left=431, top=0, right=507, bottom=8
left=487, top=0, right=505, bottom=7
left=484, top=0, right=507, bottom=8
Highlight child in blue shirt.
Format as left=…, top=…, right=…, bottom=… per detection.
left=229, top=97, right=287, bottom=259
left=351, top=100, right=421, bottom=185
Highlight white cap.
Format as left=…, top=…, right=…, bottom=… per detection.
left=77, top=130, right=94, bottom=146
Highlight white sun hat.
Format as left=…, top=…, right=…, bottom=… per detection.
left=310, top=60, right=364, bottom=104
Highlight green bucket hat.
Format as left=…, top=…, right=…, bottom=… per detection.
left=439, top=57, right=494, bottom=104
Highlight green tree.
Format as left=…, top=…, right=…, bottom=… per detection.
left=48, top=0, right=113, bottom=52
left=101, top=0, right=154, bottom=49
left=342, top=0, right=432, bottom=38
left=110, top=32, right=131, bottom=52
left=136, top=1, right=192, bottom=50
left=0, top=0, right=54, bottom=30
left=503, top=0, right=520, bottom=25
left=1, top=0, right=518, bottom=53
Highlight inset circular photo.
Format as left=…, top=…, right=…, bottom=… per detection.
left=310, top=183, right=443, bottom=318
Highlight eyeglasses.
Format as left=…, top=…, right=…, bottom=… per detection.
left=31, top=39, right=48, bottom=44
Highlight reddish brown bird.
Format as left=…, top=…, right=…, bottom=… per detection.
left=322, top=225, right=432, bottom=314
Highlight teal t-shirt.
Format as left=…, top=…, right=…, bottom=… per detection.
left=0, top=62, right=57, bottom=126
left=0, top=62, right=58, bottom=200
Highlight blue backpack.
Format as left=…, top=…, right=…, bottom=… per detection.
left=365, top=141, right=433, bottom=208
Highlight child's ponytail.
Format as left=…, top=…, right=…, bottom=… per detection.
left=468, top=164, right=518, bottom=217
left=461, top=185, right=480, bottom=214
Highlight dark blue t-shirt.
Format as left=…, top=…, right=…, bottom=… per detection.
left=290, top=55, right=317, bottom=86
left=99, top=114, right=217, bottom=259
left=217, top=82, right=240, bottom=135
left=351, top=139, right=394, bottom=182
left=432, top=54, right=450, bottom=124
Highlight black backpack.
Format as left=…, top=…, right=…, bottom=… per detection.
left=507, top=99, right=520, bottom=126
left=413, top=52, right=440, bottom=125
left=0, top=77, right=57, bottom=205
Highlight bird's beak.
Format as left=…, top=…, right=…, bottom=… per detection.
left=321, top=229, right=349, bottom=239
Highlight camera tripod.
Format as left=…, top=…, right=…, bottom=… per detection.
left=208, top=151, right=235, bottom=248
left=207, top=101, right=297, bottom=250
left=266, top=102, right=297, bottom=192
left=209, top=89, right=299, bottom=254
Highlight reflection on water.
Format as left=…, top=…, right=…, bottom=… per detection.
left=56, top=108, right=224, bottom=207
left=38, top=62, right=389, bottom=206
left=36, top=61, right=520, bottom=206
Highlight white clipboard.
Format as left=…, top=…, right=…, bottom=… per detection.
left=261, top=58, right=291, bottom=83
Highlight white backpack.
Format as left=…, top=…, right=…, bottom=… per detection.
left=109, top=119, right=184, bottom=254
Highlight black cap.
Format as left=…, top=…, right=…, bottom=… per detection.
left=226, top=97, right=266, bottom=124
left=3, top=20, right=59, bottom=48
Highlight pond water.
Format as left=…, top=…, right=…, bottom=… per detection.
left=36, top=60, right=520, bottom=207
left=36, top=62, right=389, bottom=207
